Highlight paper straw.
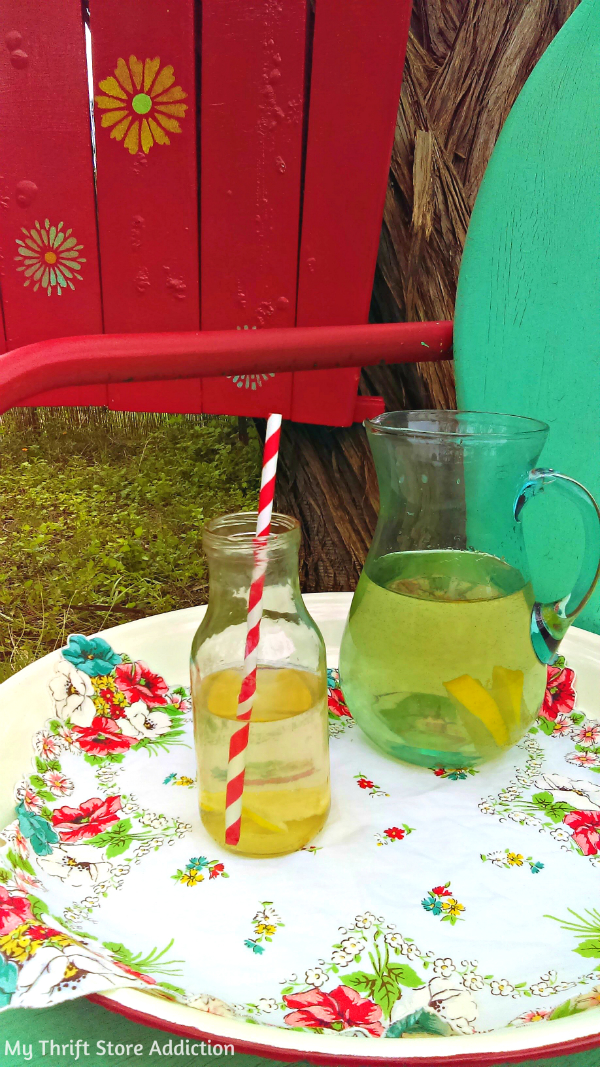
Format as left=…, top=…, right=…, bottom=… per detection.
left=224, top=413, right=283, bottom=847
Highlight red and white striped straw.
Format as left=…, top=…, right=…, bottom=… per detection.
left=224, top=413, right=283, bottom=847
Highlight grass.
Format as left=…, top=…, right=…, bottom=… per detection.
left=0, top=409, right=262, bottom=681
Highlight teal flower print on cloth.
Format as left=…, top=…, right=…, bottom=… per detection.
left=63, top=635, right=122, bottom=678
left=16, top=803, right=59, bottom=857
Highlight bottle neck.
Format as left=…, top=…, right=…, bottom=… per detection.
left=204, top=541, right=303, bottom=621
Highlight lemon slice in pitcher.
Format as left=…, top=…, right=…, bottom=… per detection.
left=492, top=666, right=524, bottom=730
left=443, top=674, right=509, bottom=748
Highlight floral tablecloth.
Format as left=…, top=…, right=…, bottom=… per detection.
left=1, top=634, right=600, bottom=1042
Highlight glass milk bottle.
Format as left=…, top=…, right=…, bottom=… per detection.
left=191, top=512, right=330, bottom=857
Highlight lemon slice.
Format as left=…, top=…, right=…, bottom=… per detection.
left=206, top=669, right=242, bottom=718
left=241, top=808, right=288, bottom=833
left=443, top=674, right=509, bottom=747
left=201, top=791, right=287, bottom=833
left=205, top=667, right=314, bottom=720
left=492, top=666, right=524, bottom=729
left=257, top=669, right=313, bottom=717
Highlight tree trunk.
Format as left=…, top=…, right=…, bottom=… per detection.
left=277, top=0, right=581, bottom=593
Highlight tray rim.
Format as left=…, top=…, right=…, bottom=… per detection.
left=2, top=593, right=600, bottom=1062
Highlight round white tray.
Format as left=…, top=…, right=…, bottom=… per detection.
left=1, top=592, right=599, bottom=1065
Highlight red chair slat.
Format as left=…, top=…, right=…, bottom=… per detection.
left=89, top=0, right=202, bottom=415
left=199, top=0, right=308, bottom=419
left=89, top=0, right=199, bottom=336
left=0, top=0, right=103, bottom=349
left=292, top=0, right=412, bottom=425
left=0, top=297, right=6, bottom=354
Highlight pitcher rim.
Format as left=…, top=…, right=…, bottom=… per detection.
left=366, top=409, right=550, bottom=440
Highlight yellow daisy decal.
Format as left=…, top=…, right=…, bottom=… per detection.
left=95, top=55, right=188, bottom=154
left=15, top=220, right=85, bottom=296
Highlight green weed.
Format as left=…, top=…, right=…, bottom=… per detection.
left=0, top=410, right=261, bottom=680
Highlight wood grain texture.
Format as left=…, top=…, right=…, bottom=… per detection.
left=454, top=0, right=600, bottom=634
left=200, top=0, right=308, bottom=418
left=292, top=0, right=412, bottom=425
left=89, top=0, right=199, bottom=335
left=0, top=0, right=102, bottom=349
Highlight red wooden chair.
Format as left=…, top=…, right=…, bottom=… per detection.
left=0, top=0, right=452, bottom=416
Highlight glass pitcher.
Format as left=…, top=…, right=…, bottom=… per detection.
left=191, top=512, right=330, bottom=856
left=339, top=411, right=600, bottom=769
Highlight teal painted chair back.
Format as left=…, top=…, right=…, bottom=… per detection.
left=454, top=0, right=600, bottom=635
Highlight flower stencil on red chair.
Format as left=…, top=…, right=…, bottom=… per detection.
left=15, top=221, right=85, bottom=296
left=95, top=56, right=188, bottom=154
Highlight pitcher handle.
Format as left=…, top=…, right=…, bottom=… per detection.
left=514, top=468, right=600, bottom=664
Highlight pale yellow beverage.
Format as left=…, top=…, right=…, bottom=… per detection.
left=339, top=550, right=547, bottom=767
left=193, top=666, right=330, bottom=856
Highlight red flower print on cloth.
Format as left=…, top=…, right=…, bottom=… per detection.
left=329, top=690, right=352, bottom=719
left=51, top=795, right=122, bottom=843
left=563, top=810, right=600, bottom=856
left=26, top=924, right=65, bottom=940
left=354, top=773, right=389, bottom=798
left=432, top=885, right=452, bottom=897
left=541, top=665, right=576, bottom=722
left=114, top=661, right=169, bottom=707
left=97, top=688, right=127, bottom=719
left=72, top=716, right=135, bottom=756
left=209, top=863, right=225, bottom=880
left=0, top=886, right=34, bottom=935
left=384, top=827, right=406, bottom=841
left=283, top=985, right=384, bottom=1036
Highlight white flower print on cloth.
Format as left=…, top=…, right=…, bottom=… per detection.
left=41, top=771, right=74, bottom=798
left=49, top=662, right=95, bottom=728
left=2, top=639, right=600, bottom=1038
left=274, top=913, right=594, bottom=1039
left=120, top=702, right=172, bottom=740
left=480, top=849, right=544, bottom=874
left=37, top=844, right=112, bottom=888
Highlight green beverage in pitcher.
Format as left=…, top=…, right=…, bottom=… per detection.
left=339, top=549, right=547, bottom=768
